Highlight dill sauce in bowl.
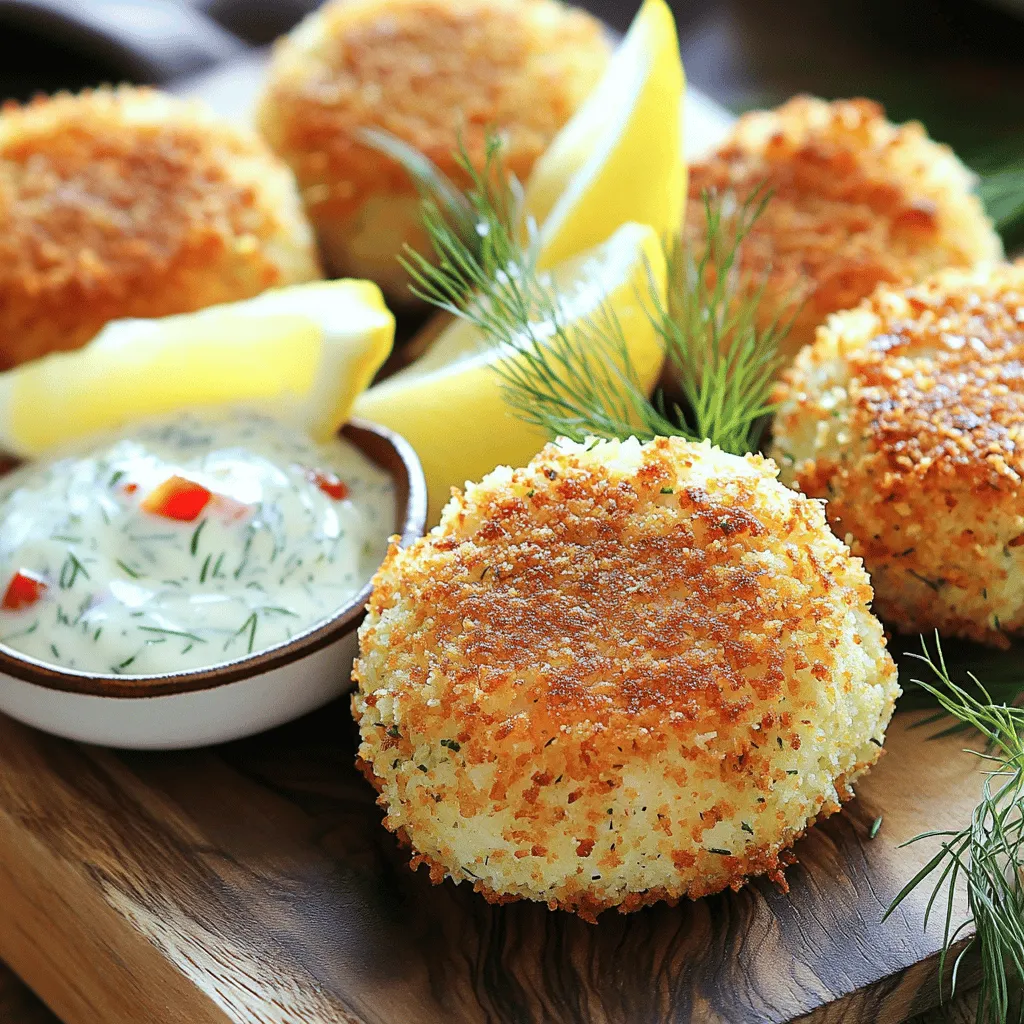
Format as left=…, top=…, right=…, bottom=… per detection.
left=0, top=413, right=426, bottom=749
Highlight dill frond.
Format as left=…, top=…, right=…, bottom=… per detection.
left=358, top=127, right=480, bottom=256
left=969, top=138, right=1024, bottom=247
left=886, top=633, right=1024, bottom=1023
left=402, top=133, right=793, bottom=454
left=889, top=633, right=1024, bottom=733
left=651, top=185, right=799, bottom=454
left=402, top=136, right=680, bottom=443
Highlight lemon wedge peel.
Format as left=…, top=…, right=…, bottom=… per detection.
left=0, top=281, right=394, bottom=458
left=524, top=0, right=686, bottom=270
left=354, top=222, right=668, bottom=523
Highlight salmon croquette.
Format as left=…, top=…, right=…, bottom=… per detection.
left=771, top=263, right=1024, bottom=647
left=352, top=436, right=899, bottom=919
left=0, top=86, right=321, bottom=369
left=685, top=96, right=1002, bottom=365
left=256, top=0, right=610, bottom=300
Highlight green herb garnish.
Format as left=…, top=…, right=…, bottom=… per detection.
left=136, top=626, right=206, bottom=644
left=886, top=635, right=1024, bottom=1023
left=58, top=551, right=90, bottom=590
left=398, top=134, right=792, bottom=455
left=233, top=612, right=259, bottom=654
left=190, top=518, right=207, bottom=557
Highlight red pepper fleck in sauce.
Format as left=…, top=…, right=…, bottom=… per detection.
left=122, top=482, right=138, bottom=495
left=307, top=468, right=349, bottom=501
left=2, top=569, right=47, bottom=611
left=142, top=476, right=213, bottom=522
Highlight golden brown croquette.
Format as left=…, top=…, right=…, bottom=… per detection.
left=771, top=262, right=1024, bottom=647
left=685, top=96, right=1003, bottom=365
left=353, top=436, right=899, bottom=919
left=0, top=85, right=321, bottom=369
left=256, top=0, right=610, bottom=300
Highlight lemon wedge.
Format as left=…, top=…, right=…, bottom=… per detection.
left=524, top=0, right=686, bottom=269
left=354, top=222, right=667, bottom=522
left=0, top=281, right=394, bottom=458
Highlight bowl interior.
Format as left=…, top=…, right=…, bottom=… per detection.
left=0, top=417, right=426, bottom=698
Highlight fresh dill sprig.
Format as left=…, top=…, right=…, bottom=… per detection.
left=652, top=185, right=796, bottom=454
left=359, top=127, right=523, bottom=275
left=400, top=134, right=792, bottom=454
left=401, top=135, right=676, bottom=443
left=890, top=633, right=1024, bottom=734
left=969, top=139, right=1024, bottom=249
left=885, top=633, right=1024, bottom=1023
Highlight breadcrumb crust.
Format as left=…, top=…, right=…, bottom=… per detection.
left=685, top=96, right=1002, bottom=363
left=771, top=262, right=1024, bottom=646
left=353, top=437, right=899, bottom=918
left=0, top=85, right=320, bottom=368
left=256, top=0, right=608, bottom=289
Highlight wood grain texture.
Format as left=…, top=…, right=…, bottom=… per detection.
left=0, top=961, right=982, bottom=1024
left=0, top=707, right=986, bottom=1024
left=908, top=990, right=979, bottom=1024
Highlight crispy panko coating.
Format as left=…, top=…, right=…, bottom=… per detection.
left=771, top=262, right=1024, bottom=647
left=0, top=85, right=320, bottom=369
left=353, top=436, right=899, bottom=919
left=256, top=0, right=609, bottom=298
left=685, top=96, right=1002, bottom=364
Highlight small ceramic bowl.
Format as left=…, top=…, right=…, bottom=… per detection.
left=0, top=419, right=426, bottom=750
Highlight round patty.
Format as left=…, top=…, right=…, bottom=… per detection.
left=771, top=262, right=1024, bottom=647
left=685, top=96, right=1002, bottom=366
left=353, top=435, right=899, bottom=919
left=256, top=0, right=609, bottom=300
left=0, top=85, right=321, bottom=369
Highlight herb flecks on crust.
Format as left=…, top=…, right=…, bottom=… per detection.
left=353, top=436, right=899, bottom=919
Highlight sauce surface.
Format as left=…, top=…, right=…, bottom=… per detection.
left=0, top=412, right=394, bottom=675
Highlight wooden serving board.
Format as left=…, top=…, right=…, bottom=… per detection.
left=0, top=704, right=985, bottom=1024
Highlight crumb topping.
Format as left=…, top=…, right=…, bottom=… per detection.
left=848, top=272, right=1024, bottom=484
left=354, top=437, right=898, bottom=917
left=0, top=85, right=318, bottom=366
left=685, top=96, right=1001, bottom=356
left=772, top=263, right=1024, bottom=645
left=259, top=0, right=608, bottom=217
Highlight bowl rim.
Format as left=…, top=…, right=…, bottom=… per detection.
left=0, top=417, right=426, bottom=699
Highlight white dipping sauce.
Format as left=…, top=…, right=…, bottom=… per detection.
left=0, top=412, right=394, bottom=675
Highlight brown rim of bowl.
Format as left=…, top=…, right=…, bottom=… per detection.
left=0, top=417, right=427, bottom=699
